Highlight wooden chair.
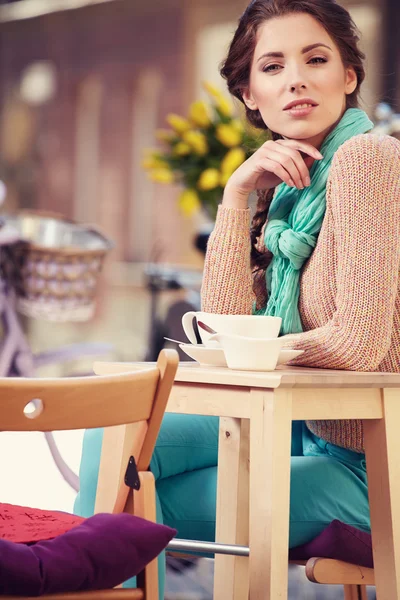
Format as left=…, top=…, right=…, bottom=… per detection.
left=292, top=558, right=374, bottom=599
left=0, top=348, right=179, bottom=600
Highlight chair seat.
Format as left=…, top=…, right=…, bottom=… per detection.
left=1, top=590, right=144, bottom=600
left=304, top=557, right=375, bottom=586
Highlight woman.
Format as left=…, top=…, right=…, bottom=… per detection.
left=75, top=0, right=400, bottom=596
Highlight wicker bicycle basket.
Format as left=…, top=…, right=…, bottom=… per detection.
left=0, top=211, right=114, bottom=322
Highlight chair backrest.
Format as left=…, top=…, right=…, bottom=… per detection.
left=0, top=349, right=177, bottom=433
left=0, top=349, right=178, bottom=514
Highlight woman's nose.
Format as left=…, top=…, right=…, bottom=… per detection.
left=286, top=65, right=308, bottom=92
left=290, top=83, right=307, bottom=92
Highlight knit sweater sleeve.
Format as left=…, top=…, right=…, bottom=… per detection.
left=201, top=206, right=254, bottom=314
left=285, top=134, right=400, bottom=371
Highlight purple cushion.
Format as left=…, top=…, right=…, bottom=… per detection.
left=289, top=519, right=373, bottom=568
left=0, top=513, right=176, bottom=596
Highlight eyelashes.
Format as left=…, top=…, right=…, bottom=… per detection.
left=262, top=57, right=328, bottom=73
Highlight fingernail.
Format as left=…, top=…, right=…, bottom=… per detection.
left=305, top=176, right=311, bottom=186
left=289, top=179, right=295, bottom=186
left=317, top=152, right=324, bottom=159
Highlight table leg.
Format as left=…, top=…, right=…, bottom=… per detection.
left=363, top=388, right=400, bottom=600
left=233, top=419, right=250, bottom=600
left=214, top=416, right=249, bottom=600
left=249, top=388, right=292, bottom=600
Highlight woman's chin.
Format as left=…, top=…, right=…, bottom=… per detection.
left=286, top=122, right=321, bottom=134
left=279, top=125, right=326, bottom=143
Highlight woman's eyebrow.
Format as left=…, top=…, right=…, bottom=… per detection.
left=257, top=42, right=333, bottom=62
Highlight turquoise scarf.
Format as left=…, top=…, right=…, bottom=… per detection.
left=254, top=108, right=374, bottom=335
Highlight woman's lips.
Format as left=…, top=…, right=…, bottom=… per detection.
left=285, top=105, right=317, bottom=118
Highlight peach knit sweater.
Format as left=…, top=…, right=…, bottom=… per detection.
left=201, top=133, right=400, bottom=452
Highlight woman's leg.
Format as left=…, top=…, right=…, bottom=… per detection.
left=289, top=425, right=370, bottom=545
left=75, top=417, right=369, bottom=594
left=74, top=414, right=220, bottom=517
left=289, top=454, right=369, bottom=546
left=155, top=420, right=303, bottom=541
left=158, top=455, right=369, bottom=551
left=150, top=414, right=219, bottom=480
left=156, top=423, right=370, bottom=549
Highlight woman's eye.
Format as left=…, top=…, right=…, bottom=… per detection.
left=309, top=57, right=328, bottom=64
left=263, top=57, right=327, bottom=73
left=263, top=64, right=281, bottom=73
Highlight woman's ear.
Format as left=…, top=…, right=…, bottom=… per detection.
left=345, top=66, right=358, bottom=95
left=242, top=88, right=258, bottom=110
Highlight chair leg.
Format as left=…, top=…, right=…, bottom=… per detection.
left=344, top=584, right=368, bottom=600
left=358, top=586, right=368, bottom=600
left=135, top=472, right=158, bottom=600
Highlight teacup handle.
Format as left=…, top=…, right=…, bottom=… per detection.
left=182, top=311, right=198, bottom=344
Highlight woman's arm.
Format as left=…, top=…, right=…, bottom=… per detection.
left=284, top=134, right=400, bottom=371
left=201, top=206, right=255, bottom=314
left=201, top=138, right=323, bottom=315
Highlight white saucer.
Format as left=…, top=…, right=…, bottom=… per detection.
left=179, top=344, right=227, bottom=367
left=180, top=344, right=304, bottom=368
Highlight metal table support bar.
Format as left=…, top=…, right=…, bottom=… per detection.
left=167, top=538, right=250, bottom=557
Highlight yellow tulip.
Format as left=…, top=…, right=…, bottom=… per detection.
left=221, top=147, right=246, bottom=176
left=198, top=168, right=220, bottom=191
left=231, top=119, right=244, bottom=133
left=179, top=189, right=201, bottom=217
left=216, top=97, right=233, bottom=118
left=156, top=129, right=176, bottom=143
left=166, top=114, right=191, bottom=135
left=183, top=130, right=208, bottom=156
left=148, top=168, right=175, bottom=184
left=189, top=101, right=211, bottom=128
left=216, top=124, right=242, bottom=148
left=142, top=154, right=167, bottom=170
left=203, top=81, right=224, bottom=101
left=173, top=142, right=191, bottom=157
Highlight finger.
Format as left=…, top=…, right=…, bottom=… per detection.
left=266, top=145, right=311, bottom=188
left=303, top=156, right=315, bottom=169
left=278, top=138, right=324, bottom=159
left=262, top=140, right=320, bottom=186
left=275, top=138, right=323, bottom=160
left=261, top=148, right=307, bottom=189
left=257, top=157, right=297, bottom=188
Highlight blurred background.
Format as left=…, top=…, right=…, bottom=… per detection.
left=0, top=0, right=398, bottom=370
left=0, top=1, right=397, bottom=598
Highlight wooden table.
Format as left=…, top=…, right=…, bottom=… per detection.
left=98, top=360, right=400, bottom=599
left=165, top=363, right=400, bottom=600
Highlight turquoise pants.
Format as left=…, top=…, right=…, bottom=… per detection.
left=74, top=416, right=370, bottom=599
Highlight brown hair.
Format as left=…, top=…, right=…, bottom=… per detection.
left=220, top=0, right=365, bottom=282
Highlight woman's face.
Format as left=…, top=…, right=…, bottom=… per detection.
left=243, top=13, right=358, bottom=149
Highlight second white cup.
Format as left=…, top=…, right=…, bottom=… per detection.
left=181, top=311, right=282, bottom=346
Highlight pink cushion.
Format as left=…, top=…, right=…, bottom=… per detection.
left=0, top=502, right=85, bottom=543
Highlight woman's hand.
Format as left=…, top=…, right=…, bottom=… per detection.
left=222, top=139, right=323, bottom=209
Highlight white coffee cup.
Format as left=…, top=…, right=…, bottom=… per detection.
left=181, top=311, right=282, bottom=346
left=210, top=332, right=285, bottom=371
